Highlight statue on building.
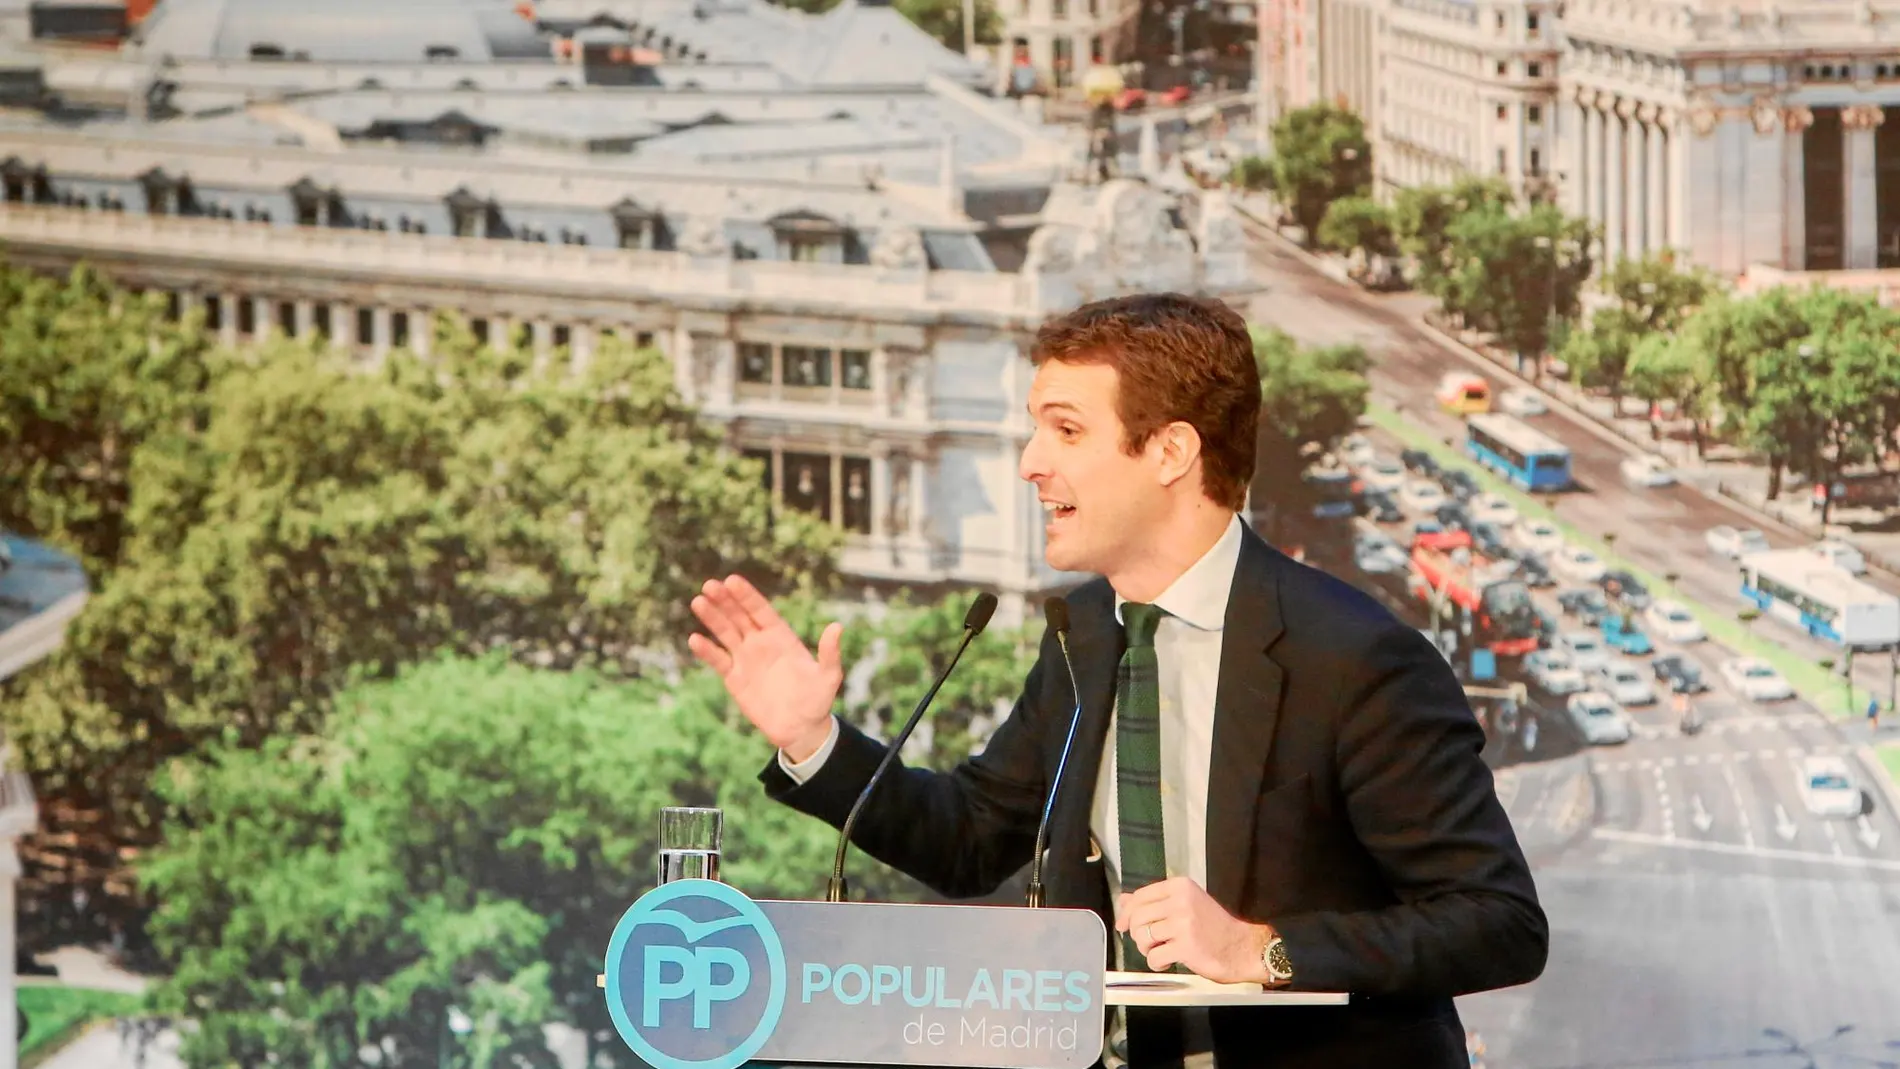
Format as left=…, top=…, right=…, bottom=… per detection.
left=869, top=225, right=926, bottom=270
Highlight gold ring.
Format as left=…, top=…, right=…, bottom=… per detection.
left=1143, top=923, right=1154, bottom=944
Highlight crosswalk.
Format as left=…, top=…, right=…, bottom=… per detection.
left=1625, top=713, right=1828, bottom=741
left=1592, top=744, right=1848, bottom=773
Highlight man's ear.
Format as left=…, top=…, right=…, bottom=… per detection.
left=1155, top=421, right=1204, bottom=489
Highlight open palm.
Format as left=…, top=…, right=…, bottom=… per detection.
left=688, top=575, right=843, bottom=757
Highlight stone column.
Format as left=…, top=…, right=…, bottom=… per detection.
left=371, top=306, right=392, bottom=358
left=1604, top=97, right=1627, bottom=265
left=1682, top=95, right=1723, bottom=269
left=870, top=446, right=891, bottom=547
left=1583, top=96, right=1604, bottom=232
left=330, top=302, right=353, bottom=351
left=1783, top=105, right=1814, bottom=270
left=1626, top=107, right=1649, bottom=253
left=219, top=292, right=239, bottom=348
left=411, top=311, right=432, bottom=358
left=1643, top=105, right=1668, bottom=255
left=294, top=299, right=315, bottom=340
left=1844, top=103, right=1885, bottom=270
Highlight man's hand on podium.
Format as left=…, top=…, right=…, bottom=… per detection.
left=1117, top=877, right=1275, bottom=985
left=688, top=575, right=843, bottom=762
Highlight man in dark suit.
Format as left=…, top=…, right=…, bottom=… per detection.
left=688, top=293, right=1547, bottom=1068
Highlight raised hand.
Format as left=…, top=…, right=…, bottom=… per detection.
left=687, top=575, right=843, bottom=761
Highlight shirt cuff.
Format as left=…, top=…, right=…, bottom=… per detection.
left=776, top=717, right=841, bottom=784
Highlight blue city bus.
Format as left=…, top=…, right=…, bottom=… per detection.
left=1465, top=413, right=1573, bottom=491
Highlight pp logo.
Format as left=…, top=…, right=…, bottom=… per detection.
left=605, top=879, right=787, bottom=1069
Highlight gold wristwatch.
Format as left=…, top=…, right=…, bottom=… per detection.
left=1260, top=932, right=1295, bottom=986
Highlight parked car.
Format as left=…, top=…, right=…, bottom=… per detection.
left=1468, top=492, right=1518, bottom=528
left=1400, top=479, right=1448, bottom=514
left=1439, top=469, right=1481, bottom=502
left=1360, top=490, right=1404, bottom=524
left=1558, top=586, right=1612, bottom=624
left=1705, top=524, right=1771, bottom=559
left=1651, top=653, right=1711, bottom=694
left=1592, top=661, right=1657, bottom=705
left=1358, top=457, right=1408, bottom=495
left=1340, top=433, right=1377, bottom=469
left=1401, top=449, right=1439, bottom=477
left=1557, top=629, right=1611, bottom=673
left=1515, top=554, right=1556, bottom=588
left=1468, top=521, right=1511, bottom=560
left=1620, top=454, right=1676, bottom=487
left=1354, top=532, right=1408, bottom=575
left=1644, top=600, right=1706, bottom=643
left=1554, top=545, right=1608, bottom=583
left=1566, top=691, right=1634, bottom=745
left=1524, top=649, right=1587, bottom=695
left=1498, top=388, right=1548, bottom=417
left=1719, top=657, right=1795, bottom=702
left=1806, top=539, right=1867, bottom=575
left=1599, top=611, right=1654, bottom=656
left=1796, top=755, right=1863, bottom=818
left=1512, top=518, right=1565, bottom=558
left=1599, top=569, right=1651, bottom=609
left=1435, top=502, right=1472, bottom=531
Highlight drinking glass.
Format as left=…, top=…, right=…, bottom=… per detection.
left=658, top=806, right=723, bottom=884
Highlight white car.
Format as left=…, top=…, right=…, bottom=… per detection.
left=1340, top=434, right=1376, bottom=469
left=1806, top=539, right=1867, bottom=575
left=1524, top=649, right=1587, bottom=695
left=1512, top=518, right=1565, bottom=557
left=1354, top=535, right=1408, bottom=575
left=1553, top=545, right=1607, bottom=583
left=1719, top=657, right=1795, bottom=702
left=1467, top=492, right=1519, bottom=528
left=1556, top=629, right=1611, bottom=673
left=1643, top=600, right=1706, bottom=643
left=1497, top=388, right=1548, bottom=417
left=1399, top=479, right=1447, bottom=515
left=1592, top=661, right=1657, bottom=706
left=1358, top=458, right=1408, bottom=495
left=1567, top=691, right=1634, bottom=745
left=1620, top=454, right=1676, bottom=488
left=1796, top=755, right=1863, bottom=818
left=1706, top=524, right=1771, bottom=559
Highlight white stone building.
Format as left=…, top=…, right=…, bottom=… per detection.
left=1561, top=0, right=1900, bottom=277
left=998, top=0, right=1143, bottom=94
left=0, top=0, right=1250, bottom=621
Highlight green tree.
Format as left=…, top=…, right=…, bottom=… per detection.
left=0, top=263, right=220, bottom=577
left=1316, top=195, right=1397, bottom=277
left=1266, top=104, right=1373, bottom=245
left=1625, top=331, right=1713, bottom=452
left=1557, top=252, right=1718, bottom=411
left=1228, top=155, right=1273, bottom=193
left=140, top=655, right=856, bottom=1069
left=4, top=322, right=837, bottom=944
left=1439, top=201, right=1593, bottom=375
left=1390, top=177, right=1514, bottom=302
left=1249, top=326, right=1370, bottom=538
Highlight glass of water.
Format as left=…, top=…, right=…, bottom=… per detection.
left=658, top=806, right=723, bottom=885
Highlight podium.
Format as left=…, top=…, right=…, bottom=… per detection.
left=601, top=879, right=1346, bottom=1069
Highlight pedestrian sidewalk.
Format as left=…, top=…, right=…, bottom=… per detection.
left=36, top=1019, right=181, bottom=1069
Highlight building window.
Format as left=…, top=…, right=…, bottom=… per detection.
left=1496, top=60, right=1508, bottom=76
left=237, top=297, right=257, bottom=336
left=203, top=294, right=223, bottom=331
left=392, top=312, right=410, bottom=348
left=1529, top=147, right=1543, bottom=175
left=277, top=301, right=296, bottom=337
left=1497, top=148, right=1507, bottom=174
left=841, top=457, right=872, bottom=534
left=782, top=452, right=832, bottom=522
left=842, top=349, right=873, bottom=390
left=782, top=345, right=833, bottom=388
left=739, top=342, right=774, bottom=384
left=1495, top=11, right=1504, bottom=28
left=553, top=324, right=572, bottom=349
left=1052, top=0, right=1066, bottom=17
left=315, top=303, right=332, bottom=340
left=1497, top=104, right=1508, bottom=120
left=1526, top=12, right=1539, bottom=31
left=1528, top=104, right=1542, bottom=124
left=787, top=237, right=825, bottom=262
left=473, top=318, right=490, bottom=346
left=1527, top=62, right=1541, bottom=77
left=637, top=331, right=656, bottom=349
left=357, top=307, right=375, bottom=345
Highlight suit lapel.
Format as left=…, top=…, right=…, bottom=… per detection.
left=1206, top=526, right=1288, bottom=908
left=1056, top=582, right=1121, bottom=867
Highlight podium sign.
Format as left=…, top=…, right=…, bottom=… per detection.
left=605, top=880, right=1107, bottom=1069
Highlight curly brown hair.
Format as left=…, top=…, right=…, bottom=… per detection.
left=1029, top=293, right=1259, bottom=511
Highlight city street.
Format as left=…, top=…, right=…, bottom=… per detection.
left=1238, top=223, right=1900, bottom=1067
left=1236, top=212, right=1900, bottom=708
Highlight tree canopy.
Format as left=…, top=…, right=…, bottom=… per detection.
left=1265, top=104, right=1373, bottom=243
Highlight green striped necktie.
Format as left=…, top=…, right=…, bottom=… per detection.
left=1114, top=601, right=1171, bottom=973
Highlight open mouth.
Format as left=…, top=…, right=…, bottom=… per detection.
left=1042, top=501, right=1077, bottom=522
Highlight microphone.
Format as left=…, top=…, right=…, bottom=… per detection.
left=1025, top=596, right=1082, bottom=908
left=826, top=591, right=998, bottom=903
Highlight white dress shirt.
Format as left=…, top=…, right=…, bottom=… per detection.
left=780, top=514, right=1245, bottom=904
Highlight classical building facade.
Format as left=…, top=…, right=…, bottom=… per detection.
left=999, top=0, right=1143, bottom=94
left=1561, top=0, right=1900, bottom=276
left=0, top=0, right=1249, bottom=621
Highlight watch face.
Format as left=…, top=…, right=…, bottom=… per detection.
left=1268, top=941, right=1294, bottom=978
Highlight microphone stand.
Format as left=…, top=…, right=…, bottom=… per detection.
left=1025, top=602, right=1081, bottom=908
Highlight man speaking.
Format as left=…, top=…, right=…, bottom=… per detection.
left=687, top=293, right=1547, bottom=1067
